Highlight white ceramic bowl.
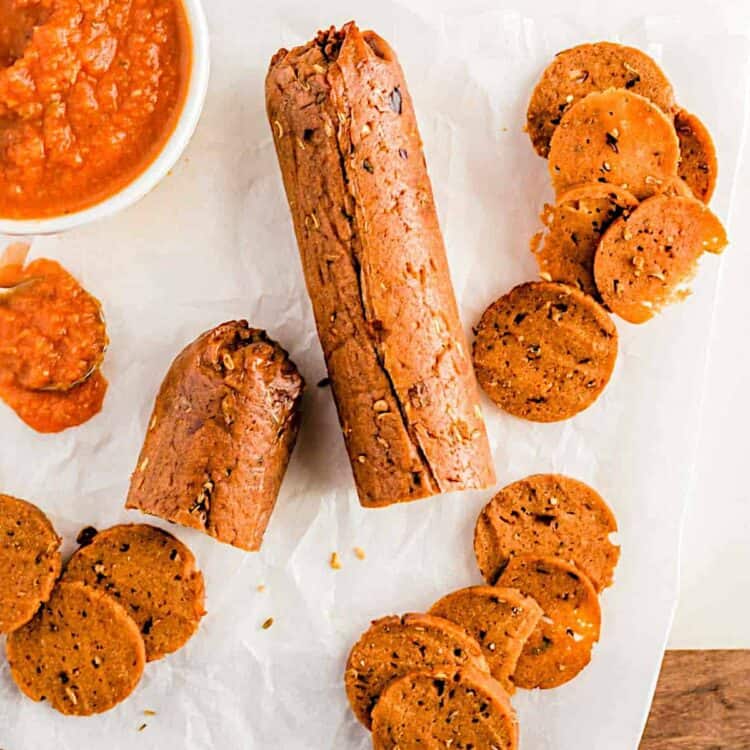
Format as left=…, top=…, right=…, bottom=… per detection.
left=0, top=0, right=210, bottom=236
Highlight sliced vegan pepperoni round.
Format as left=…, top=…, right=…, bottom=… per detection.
left=371, top=667, right=518, bottom=750
left=345, top=612, right=489, bottom=729
left=474, top=473, right=620, bottom=591
left=429, top=585, right=543, bottom=693
left=63, top=524, right=205, bottom=661
left=548, top=89, right=680, bottom=200
left=675, top=109, right=718, bottom=203
left=472, top=282, right=618, bottom=422
left=527, top=41, right=676, bottom=158
left=498, top=555, right=601, bottom=689
left=532, top=182, right=638, bottom=298
left=594, top=194, right=728, bottom=323
left=6, top=581, right=145, bottom=716
left=0, top=494, right=61, bottom=634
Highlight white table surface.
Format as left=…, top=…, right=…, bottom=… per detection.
left=472, top=0, right=750, bottom=652
left=1, top=2, right=744, bottom=662
left=670, top=40, right=750, bottom=648
left=601, top=0, right=750, bottom=650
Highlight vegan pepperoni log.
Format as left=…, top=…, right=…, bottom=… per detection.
left=126, top=321, right=304, bottom=552
left=266, top=23, right=494, bottom=507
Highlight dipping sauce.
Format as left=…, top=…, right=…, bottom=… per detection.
left=0, top=247, right=108, bottom=432
left=0, top=0, right=191, bottom=219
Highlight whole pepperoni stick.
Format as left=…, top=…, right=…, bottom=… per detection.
left=266, top=23, right=494, bottom=507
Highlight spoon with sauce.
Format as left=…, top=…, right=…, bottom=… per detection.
left=0, top=242, right=38, bottom=298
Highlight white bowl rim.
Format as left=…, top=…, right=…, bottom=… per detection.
left=0, top=0, right=210, bottom=237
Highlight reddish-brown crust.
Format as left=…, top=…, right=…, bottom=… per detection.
left=62, top=524, right=205, bottom=661
left=0, top=257, right=107, bottom=391
left=126, top=321, right=304, bottom=552
left=0, top=369, right=107, bottom=433
left=371, top=667, right=518, bottom=750
left=6, top=581, right=145, bottom=715
left=473, top=474, right=620, bottom=591
left=532, top=183, right=639, bottom=298
left=344, top=612, right=489, bottom=729
left=548, top=89, right=680, bottom=200
left=527, top=42, right=676, bottom=158
left=472, top=282, right=618, bottom=422
left=498, top=555, right=601, bottom=689
left=675, top=110, right=718, bottom=203
left=0, top=494, right=61, bottom=633
left=594, top=194, right=728, bottom=323
left=266, top=24, right=494, bottom=507
left=429, top=585, right=543, bottom=693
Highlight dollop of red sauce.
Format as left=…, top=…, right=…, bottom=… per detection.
left=0, top=0, right=190, bottom=219
left=0, top=248, right=108, bottom=432
left=0, top=368, right=107, bottom=432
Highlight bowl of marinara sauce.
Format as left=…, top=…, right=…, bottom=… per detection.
left=0, top=0, right=209, bottom=234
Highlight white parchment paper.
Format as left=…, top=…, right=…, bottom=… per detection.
left=1, top=1, right=747, bottom=748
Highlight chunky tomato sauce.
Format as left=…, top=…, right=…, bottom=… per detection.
left=0, top=0, right=190, bottom=219
left=0, top=248, right=108, bottom=432
left=0, top=257, right=107, bottom=390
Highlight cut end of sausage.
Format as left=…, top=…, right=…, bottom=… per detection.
left=126, top=320, right=304, bottom=552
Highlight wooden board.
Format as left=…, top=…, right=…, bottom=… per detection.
left=640, top=650, right=750, bottom=748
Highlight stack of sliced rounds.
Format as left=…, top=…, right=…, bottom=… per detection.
left=62, top=524, right=206, bottom=661
left=1, top=508, right=206, bottom=716
left=469, top=473, right=618, bottom=690
left=521, top=40, right=726, bottom=328
left=526, top=42, right=676, bottom=158
left=472, top=281, right=618, bottom=422
left=344, top=613, right=490, bottom=729
left=474, top=474, right=620, bottom=591
left=343, top=473, right=619, bottom=742
left=0, top=251, right=109, bottom=433
left=532, top=183, right=639, bottom=298
left=429, top=586, right=543, bottom=693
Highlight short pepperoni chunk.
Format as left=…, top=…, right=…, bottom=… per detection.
left=548, top=89, right=680, bottom=200
left=594, top=194, right=728, bottom=323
